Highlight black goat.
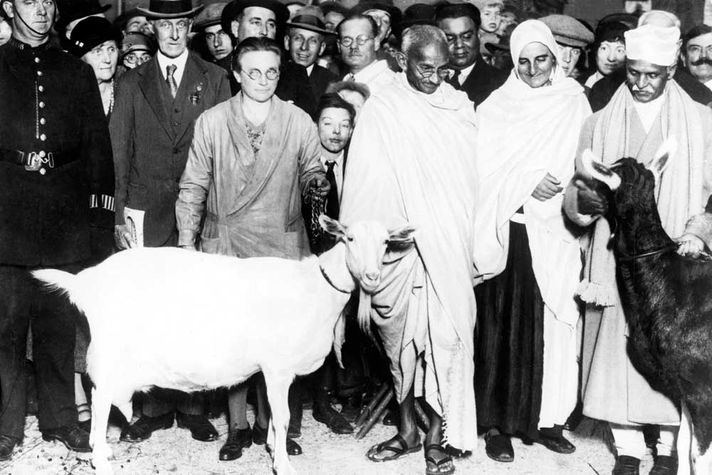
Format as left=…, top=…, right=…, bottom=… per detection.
left=582, top=148, right=712, bottom=474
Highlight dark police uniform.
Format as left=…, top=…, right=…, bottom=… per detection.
left=0, top=37, right=114, bottom=440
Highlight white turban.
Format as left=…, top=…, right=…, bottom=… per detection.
left=624, top=24, right=680, bottom=66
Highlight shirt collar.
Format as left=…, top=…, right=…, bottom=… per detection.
left=306, top=64, right=314, bottom=76
left=8, top=36, right=52, bottom=52
left=705, top=78, right=712, bottom=92
left=320, top=150, right=344, bottom=168
left=458, top=62, right=476, bottom=84
left=350, top=59, right=389, bottom=83
left=156, top=48, right=190, bottom=82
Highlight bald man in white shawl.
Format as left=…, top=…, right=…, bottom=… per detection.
left=339, top=25, right=477, bottom=475
left=472, top=20, right=591, bottom=460
left=563, top=24, right=712, bottom=474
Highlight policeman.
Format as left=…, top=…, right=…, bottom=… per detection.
left=0, top=0, right=114, bottom=460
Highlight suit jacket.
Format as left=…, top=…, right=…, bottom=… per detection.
left=308, top=64, right=338, bottom=102
left=0, top=39, right=114, bottom=266
left=453, top=56, right=508, bottom=108
left=110, top=52, right=231, bottom=247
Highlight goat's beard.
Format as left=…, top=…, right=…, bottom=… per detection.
left=357, top=288, right=376, bottom=342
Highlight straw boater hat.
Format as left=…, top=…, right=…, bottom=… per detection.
left=137, top=0, right=204, bottom=19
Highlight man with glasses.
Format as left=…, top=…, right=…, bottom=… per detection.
left=337, top=13, right=395, bottom=95
left=120, top=31, right=155, bottom=71
left=176, top=36, right=328, bottom=462
left=340, top=25, right=478, bottom=475
left=110, top=0, right=231, bottom=444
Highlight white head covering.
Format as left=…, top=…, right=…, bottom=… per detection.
left=625, top=24, right=680, bottom=66
left=509, top=19, right=566, bottom=85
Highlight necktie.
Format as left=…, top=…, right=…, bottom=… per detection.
left=448, top=68, right=461, bottom=88
left=325, top=161, right=339, bottom=219
left=166, top=64, right=178, bottom=98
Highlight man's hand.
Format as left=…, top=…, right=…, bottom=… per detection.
left=310, top=176, right=331, bottom=198
left=574, top=177, right=608, bottom=215
left=676, top=233, right=705, bottom=258
left=532, top=173, right=563, bottom=201
left=114, top=224, right=134, bottom=250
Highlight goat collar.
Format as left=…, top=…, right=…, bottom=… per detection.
left=319, top=265, right=353, bottom=294
left=617, top=243, right=678, bottom=261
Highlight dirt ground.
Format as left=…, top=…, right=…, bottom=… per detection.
left=0, top=408, right=660, bottom=475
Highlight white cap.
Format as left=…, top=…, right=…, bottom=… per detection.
left=624, top=24, right=680, bottom=66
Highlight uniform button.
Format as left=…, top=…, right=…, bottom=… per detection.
left=172, top=121, right=179, bottom=126
left=34, top=57, right=40, bottom=64
left=40, top=134, right=46, bottom=141
left=39, top=151, right=46, bottom=158
left=39, top=101, right=45, bottom=108
left=39, top=168, right=46, bottom=175
left=37, top=70, right=43, bottom=77
left=38, top=85, right=44, bottom=92
left=40, top=118, right=46, bottom=125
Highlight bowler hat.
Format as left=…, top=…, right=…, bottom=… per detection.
left=55, top=0, right=111, bottom=33
left=194, top=2, right=229, bottom=29
left=540, top=14, right=593, bottom=48
left=69, top=16, right=122, bottom=58
left=221, top=0, right=290, bottom=38
left=286, top=6, right=334, bottom=35
left=137, top=0, right=204, bottom=19
left=393, top=3, right=435, bottom=37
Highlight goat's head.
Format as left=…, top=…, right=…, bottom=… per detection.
left=580, top=139, right=675, bottom=224
left=319, top=215, right=416, bottom=294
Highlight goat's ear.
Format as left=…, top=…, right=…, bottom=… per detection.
left=319, top=215, right=347, bottom=237
left=388, top=224, right=416, bottom=243
left=581, top=149, right=621, bottom=191
left=649, top=137, right=676, bottom=184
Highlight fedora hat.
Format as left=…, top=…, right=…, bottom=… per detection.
left=194, top=2, right=228, bottom=29
left=286, top=6, right=334, bottom=35
left=137, top=0, right=204, bottom=19
left=55, top=0, right=111, bottom=33
left=221, top=0, right=290, bottom=37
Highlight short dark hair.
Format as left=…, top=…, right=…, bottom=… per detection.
left=337, top=13, right=378, bottom=39
left=683, top=24, right=712, bottom=51
left=434, top=3, right=481, bottom=30
left=231, top=36, right=282, bottom=72
left=317, top=93, right=356, bottom=123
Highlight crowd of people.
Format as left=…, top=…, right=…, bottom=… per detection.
left=1, top=0, right=712, bottom=474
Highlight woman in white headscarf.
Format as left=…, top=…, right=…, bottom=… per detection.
left=472, top=19, right=591, bottom=462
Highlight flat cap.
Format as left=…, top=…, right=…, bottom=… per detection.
left=540, top=14, right=593, bottom=48
left=194, top=2, right=228, bottom=29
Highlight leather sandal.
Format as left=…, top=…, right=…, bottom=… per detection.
left=424, top=443, right=455, bottom=475
left=366, top=433, right=422, bottom=462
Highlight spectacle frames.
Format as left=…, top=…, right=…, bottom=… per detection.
left=339, top=35, right=374, bottom=48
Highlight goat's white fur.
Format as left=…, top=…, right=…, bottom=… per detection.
left=581, top=149, right=621, bottom=190
left=33, top=216, right=415, bottom=475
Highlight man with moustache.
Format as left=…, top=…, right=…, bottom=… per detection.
left=563, top=23, right=712, bottom=475
left=340, top=24, right=478, bottom=475
left=435, top=3, right=506, bottom=107
left=682, top=24, right=712, bottom=91
left=0, top=0, right=114, bottom=459
left=337, top=13, right=396, bottom=95
left=284, top=6, right=337, bottom=101
left=111, top=0, right=231, bottom=443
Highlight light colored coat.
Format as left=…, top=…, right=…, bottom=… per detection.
left=176, top=95, right=324, bottom=259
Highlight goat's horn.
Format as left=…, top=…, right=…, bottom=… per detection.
left=581, top=149, right=621, bottom=191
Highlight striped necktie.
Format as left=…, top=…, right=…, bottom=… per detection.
left=166, top=64, right=178, bottom=98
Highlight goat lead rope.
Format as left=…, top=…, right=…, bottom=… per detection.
left=310, top=194, right=326, bottom=245
left=617, top=243, right=679, bottom=261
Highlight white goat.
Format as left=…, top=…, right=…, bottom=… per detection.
left=33, top=216, right=416, bottom=475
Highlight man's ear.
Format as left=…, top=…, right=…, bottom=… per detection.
left=188, top=19, right=193, bottom=33
left=318, top=41, right=326, bottom=57
left=230, top=19, right=239, bottom=39
left=283, top=34, right=290, bottom=51
left=667, top=63, right=677, bottom=80
left=233, top=70, right=241, bottom=84
left=2, top=0, right=14, bottom=19
left=395, top=51, right=407, bottom=71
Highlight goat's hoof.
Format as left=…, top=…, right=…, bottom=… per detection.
left=92, top=458, right=114, bottom=475
left=273, top=461, right=297, bottom=475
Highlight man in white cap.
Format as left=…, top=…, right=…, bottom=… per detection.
left=563, top=22, right=712, bottom=475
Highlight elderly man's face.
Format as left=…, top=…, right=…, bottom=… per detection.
left=438, top=16, right=478, bottom=70
left=684, top=32, right=712, bottom=84
left=557, top=44, right=581, bottom=77
left=205, top=24, right=233, bottom=61
left=626, top=59, right=673, bottom=103
left=400, top=42, right=450, bottom=95
left=339, top=18, right=378, bottom=73
left=285, top=27, right=324, bottom=68
left=153, top=18, right=191, bottom=58
left=232, top=6, right=277, bottom=42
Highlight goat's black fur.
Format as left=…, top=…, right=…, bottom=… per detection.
left=592, top=158, right=712, bottom=454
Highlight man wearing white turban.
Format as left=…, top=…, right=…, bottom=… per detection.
left=563, top=22, right=712, bottom=475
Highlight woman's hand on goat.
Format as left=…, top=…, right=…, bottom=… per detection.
left=114, top=224, right=135, bottom=250
left=309, top=176, right=331, bottom=198
left=676, top=234, right=706, bottom=258
left=532, top=173, right=562, bottom=201
left=574, top=177, right=608, bottom=215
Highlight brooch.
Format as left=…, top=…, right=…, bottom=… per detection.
left=189, top=82, right=204, bottom=105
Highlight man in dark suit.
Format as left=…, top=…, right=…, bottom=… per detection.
left=110, top=0, right=231, bottom=443
left=284, top=6, right=338, bottom=102
left=436, top=3, right=507, bottom=108
left=0, top=0, right=114, bottom=460
left=221, top=0, right=316, bottom=116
